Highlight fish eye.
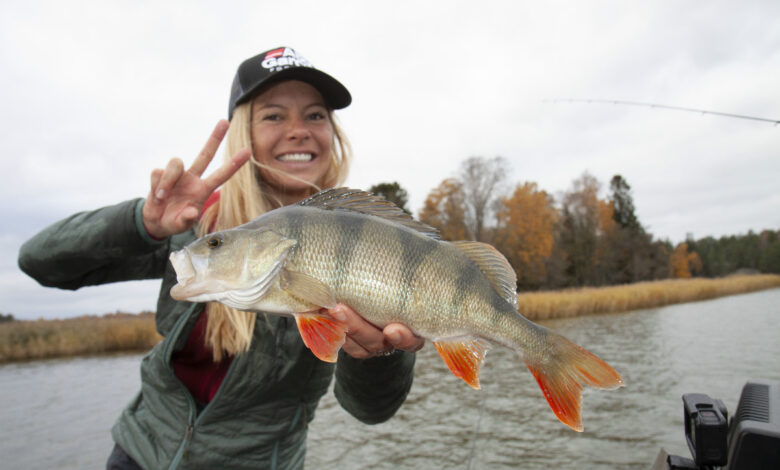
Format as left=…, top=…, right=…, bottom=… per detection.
left=207, top=236, right=223, bottom=249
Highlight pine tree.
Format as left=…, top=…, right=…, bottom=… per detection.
left=609, top=175, right=642, bottom=232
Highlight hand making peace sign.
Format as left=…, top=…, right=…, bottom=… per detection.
left=142, top=120, right=251, bottom=239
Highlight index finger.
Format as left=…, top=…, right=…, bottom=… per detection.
left=189, top=120, right=230, bottom=176
left=384, top=323, right=425, bottom=352
left=329, top=304, right=387, bottom=350
left=203, top=148, right=251, bottom=192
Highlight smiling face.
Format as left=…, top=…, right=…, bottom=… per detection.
left=250, top=80, right=334, bottom=205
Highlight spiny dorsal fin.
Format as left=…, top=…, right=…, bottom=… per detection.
left=300, top=188, right=440, bottom=239
left=450, top=241, right=518, bottom=309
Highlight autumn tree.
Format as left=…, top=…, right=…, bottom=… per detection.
left=669, top=243, right=693, bottom=278
left=418, top=178, right=469, bottom=241
left=494, top=182, right=557, bottom=290
left=458, top=156, right=509, bottom=242
left=669, top=242, right=703, bottom=278
left=594, top=197, right=620, bottom=284
left=557, top=172, right=604, bottom=286
left=688, top=250, right=703, bottom=276
left=369, top=181, right=410, bottom=214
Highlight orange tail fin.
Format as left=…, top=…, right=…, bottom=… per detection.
left=524, top=332, right=624, bottom=432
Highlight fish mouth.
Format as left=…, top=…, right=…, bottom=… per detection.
left=170, top=280, right=227, bottom=302
left=170, top=249, right=196, bottom=285
left=168, top=249, right=225, bottom=302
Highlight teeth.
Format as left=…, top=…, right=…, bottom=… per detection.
left=277, top=153, right=313, bottom=162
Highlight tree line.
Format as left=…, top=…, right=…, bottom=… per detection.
left=370, top=157, right=779, bottom=291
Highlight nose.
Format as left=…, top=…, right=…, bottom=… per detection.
left=286, top=116, right=310, bottom=141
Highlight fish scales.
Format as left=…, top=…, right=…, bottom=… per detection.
left=269, top=205, right=511, bottom=341
left=168, top=188, right=624, bottom=432
left=277, top=207, right=447, bottom=330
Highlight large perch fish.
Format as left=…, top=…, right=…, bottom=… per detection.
left=169, top=188, right=624, bottom=431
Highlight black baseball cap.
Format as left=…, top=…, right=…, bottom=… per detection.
left=228, top=47, right=351, bottom=120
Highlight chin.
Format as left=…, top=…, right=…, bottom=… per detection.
left=265, top=180, right=324, bottom=204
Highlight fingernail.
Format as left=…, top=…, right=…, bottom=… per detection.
left=388, top=331, right=401, bottom=344
left=156, top=189, right=165, bottom=200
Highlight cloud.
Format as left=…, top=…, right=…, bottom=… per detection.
left=2, top=0, right=779, bottom=319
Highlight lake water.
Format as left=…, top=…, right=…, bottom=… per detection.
left=1, top=288, right=778, bottom=469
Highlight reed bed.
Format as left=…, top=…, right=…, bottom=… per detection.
left=0, top=312, right=161, bottom=363
left=2, top=275, right=778, bottom=363
left=517, top=274, right=780, bottom=321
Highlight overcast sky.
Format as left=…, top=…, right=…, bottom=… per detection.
left=2, top=0, right=778, bottom=320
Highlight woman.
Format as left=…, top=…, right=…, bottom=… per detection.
left=19, top=47, right=423, bottom=470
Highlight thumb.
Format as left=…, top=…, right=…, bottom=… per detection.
left=180, top=205, right=200, bottom=224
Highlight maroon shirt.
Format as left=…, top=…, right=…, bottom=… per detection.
left=170, top=191, right=232, bottom=405
left=171, top=311, right=233, bottom=405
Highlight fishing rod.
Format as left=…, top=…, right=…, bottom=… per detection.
left=544, top=98, right=780, bottom=125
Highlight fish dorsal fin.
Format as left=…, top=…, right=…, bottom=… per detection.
left=299, top=188, right=440, bottom=239
left=451, top=241, right=518, bottom=309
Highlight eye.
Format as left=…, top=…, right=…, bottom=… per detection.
left=308, top=111, right=326, bottom=121
left=307, top=108, right=330, bottom=122
left=207, top=236, right=223, bottom=249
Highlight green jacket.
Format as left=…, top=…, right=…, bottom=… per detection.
left=18, top=199, right=415, bottom=470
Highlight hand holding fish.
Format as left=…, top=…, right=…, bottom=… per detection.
left=328, top=304, right=425, bottom=358
left=142, top=120, right=251, bottom=239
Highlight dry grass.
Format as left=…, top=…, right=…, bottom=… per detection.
left=0, top=311, right=161, bottom=363
left=517, top=274, right=780, bottom=321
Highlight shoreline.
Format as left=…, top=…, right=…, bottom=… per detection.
left=0, top=312, right=162, bottom=364
left=517, top=274, right=780, bottom=320
left=2, top=274, right=778, bottom=364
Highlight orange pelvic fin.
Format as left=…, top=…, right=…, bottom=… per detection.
left=524, top=333, right=624, bottom=432
left=433, top=337, right=491, bottom=389
left=294, top=313, right=347, bottom=363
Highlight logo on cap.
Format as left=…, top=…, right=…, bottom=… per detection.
left=261, top=48, right=313, bottom=72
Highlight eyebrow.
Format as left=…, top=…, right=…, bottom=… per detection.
left=253, top=101, right=328, bottom=111
left=253, top=103, right=283, bottom=111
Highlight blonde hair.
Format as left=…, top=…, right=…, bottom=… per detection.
left=198, top=97, right=352, bottom=361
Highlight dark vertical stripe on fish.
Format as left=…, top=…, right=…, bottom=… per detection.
left=452, top=260, right=480, bottom=318
left=334, top=213, right=366, bottom=292
left=490, top=288, right=511, bottom=321
left=398, top=229, right=438, bottom=315
left=283, top=208, right=306, bottom=249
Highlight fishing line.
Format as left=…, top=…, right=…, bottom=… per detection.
left=544, top=98, right=780, bottom=125
left=465, top=387, right=488, bottom=470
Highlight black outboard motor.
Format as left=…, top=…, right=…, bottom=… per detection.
left=654, top=379, right=780, bottom=470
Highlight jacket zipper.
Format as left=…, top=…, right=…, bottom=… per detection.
left=174, top=349, right=239, bottom=467
left=165, top=305, right=199, bottom=470
left=166, top=305, right=240, bottom=470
